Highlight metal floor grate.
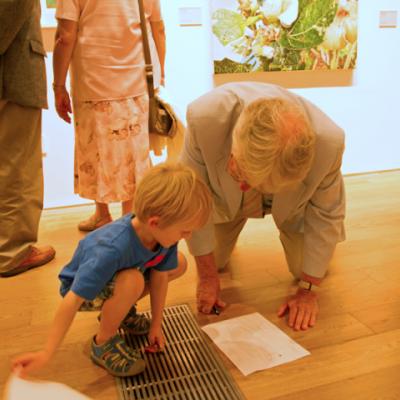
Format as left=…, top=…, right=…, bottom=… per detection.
left=116, top=304, right=244, bottom=400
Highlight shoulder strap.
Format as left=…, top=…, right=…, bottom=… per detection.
left=138, top=0, right=155, bottom=99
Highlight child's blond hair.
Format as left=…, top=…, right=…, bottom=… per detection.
left=135, top=163, right=212, bottom=228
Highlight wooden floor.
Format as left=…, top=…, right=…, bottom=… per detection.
left=1, top=170, right=400, bottom=399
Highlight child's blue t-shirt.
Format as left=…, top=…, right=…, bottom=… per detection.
left=58, top=214, right=178, bottom=300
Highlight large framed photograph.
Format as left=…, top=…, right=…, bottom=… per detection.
left=46, top=0, right=56, bottom=8
left=211, top=0, right=358, bottom=74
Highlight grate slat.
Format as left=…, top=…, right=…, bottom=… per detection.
left=124, top=333, right=149, bottom=400
left=167, top=312, right=222, bottom=400
left=147, top=340, right=174, bottom=399
left=162, top=314, right=200, bottom=400
left=175, top=310, right=232, bottom=399
left=182, top=308, right=244, bottom=399
left=160, top=317, right=193, bottom=400
left=154, top=346, right=182, bottom=399
left=167, top=310, right=219, bottom=400
left=116, top=304, right=244, bottom=400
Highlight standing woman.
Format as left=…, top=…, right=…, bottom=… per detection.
left=53, top=0, right=165, bottom=231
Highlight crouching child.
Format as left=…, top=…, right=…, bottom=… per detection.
left=13, top=163, right=212, bottom=377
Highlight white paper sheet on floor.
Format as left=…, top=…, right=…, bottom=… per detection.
left=3, top=373, right=92, bottom=400
left=202, top=312, right=310, bottom=376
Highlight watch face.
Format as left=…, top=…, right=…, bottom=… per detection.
left=299, top=280, right=312, bottom=290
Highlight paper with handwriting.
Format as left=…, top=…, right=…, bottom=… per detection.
left=202, top=312, right=310, bottom=376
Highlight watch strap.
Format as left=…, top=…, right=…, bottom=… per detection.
left=298, top=279, right=319, bottom=291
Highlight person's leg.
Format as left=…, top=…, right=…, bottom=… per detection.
left=121, top=252, right=187, bottom=335
left=279, top=230, right=304, bottom=279
left=95, top=253, right=187, bottom=337
left=73, top=101, right=112, bottom=231
left=140, top=251, right=187, bottom=298
left=75, top=119, right=113, bottom=229
left=122, top=199, right=133, bottom=216
left=95, top=202, right=112, bottom=219
left=91, top=269, right=146, bottom=376
left=119, top=95, right=150, bottom=219
left=76, top=96, right=150, bottom=230
left=212, top=188, right=262, bottom=271
left=164, top=251, right=188, bottom=281
left=0, top=101, right=54, bottom=275
left=214, top=217, right=248, bottom=271
left=78, top=201, right=112, bottom=231
left=96, top=269, right=145, bottom=343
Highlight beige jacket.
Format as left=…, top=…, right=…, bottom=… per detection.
left=0, top=0, right=47, bottom=109
left=181, top=82, right=345, bottom=278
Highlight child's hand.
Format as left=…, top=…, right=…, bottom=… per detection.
left=148, top=325, right=165, bottom=351
left=12, top=350, right=51, bottom=377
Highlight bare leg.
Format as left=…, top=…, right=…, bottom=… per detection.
left=78, top=201, right=112, bottom=231
left=122, top=199, right=133, bottom=216
left=140, top=252, right=187, bottom=299
left=95, top=201, right=112, bottom=219
left=96, top=269, right=144, bottom=344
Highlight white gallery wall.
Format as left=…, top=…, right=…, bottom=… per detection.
left=42, top=0, right=400, bottom=208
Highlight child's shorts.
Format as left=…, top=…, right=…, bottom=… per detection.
left=79, top=278, right=116, bottom=311
left=78, top=270, right=150, bottom=311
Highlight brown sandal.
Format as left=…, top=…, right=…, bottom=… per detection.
left=78, top=215, right=112, bottom=232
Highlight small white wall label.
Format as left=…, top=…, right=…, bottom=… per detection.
left=178, top=7, right=202, bottom=26
left=379, top=10, right=398, bottom=28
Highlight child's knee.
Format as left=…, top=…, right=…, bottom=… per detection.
left=176, top=252, right=187, bottom=277
left=115, top=268, right=145, bottom=295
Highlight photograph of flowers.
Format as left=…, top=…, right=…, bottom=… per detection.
left=40, top=0, right=57, bottom=27
left=46, top=0, right=56, bottom=8
left=211, top=0, right=358, bottom=74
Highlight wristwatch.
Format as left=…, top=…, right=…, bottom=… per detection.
left=298, top=279, right=319, bottom=292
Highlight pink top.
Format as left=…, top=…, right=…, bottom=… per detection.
left=56, top=0, right=162, bottom=101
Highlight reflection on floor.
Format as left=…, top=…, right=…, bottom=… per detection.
left=0, top=170, right=399, bottom=400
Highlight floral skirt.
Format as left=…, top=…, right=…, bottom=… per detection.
left=73, top=94, right=150, bottom=203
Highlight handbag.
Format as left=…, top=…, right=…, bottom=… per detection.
left=138, top=0, right=177, bottom=138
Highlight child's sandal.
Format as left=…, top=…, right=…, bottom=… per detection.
left=90, top=334, right=145, bottom=377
